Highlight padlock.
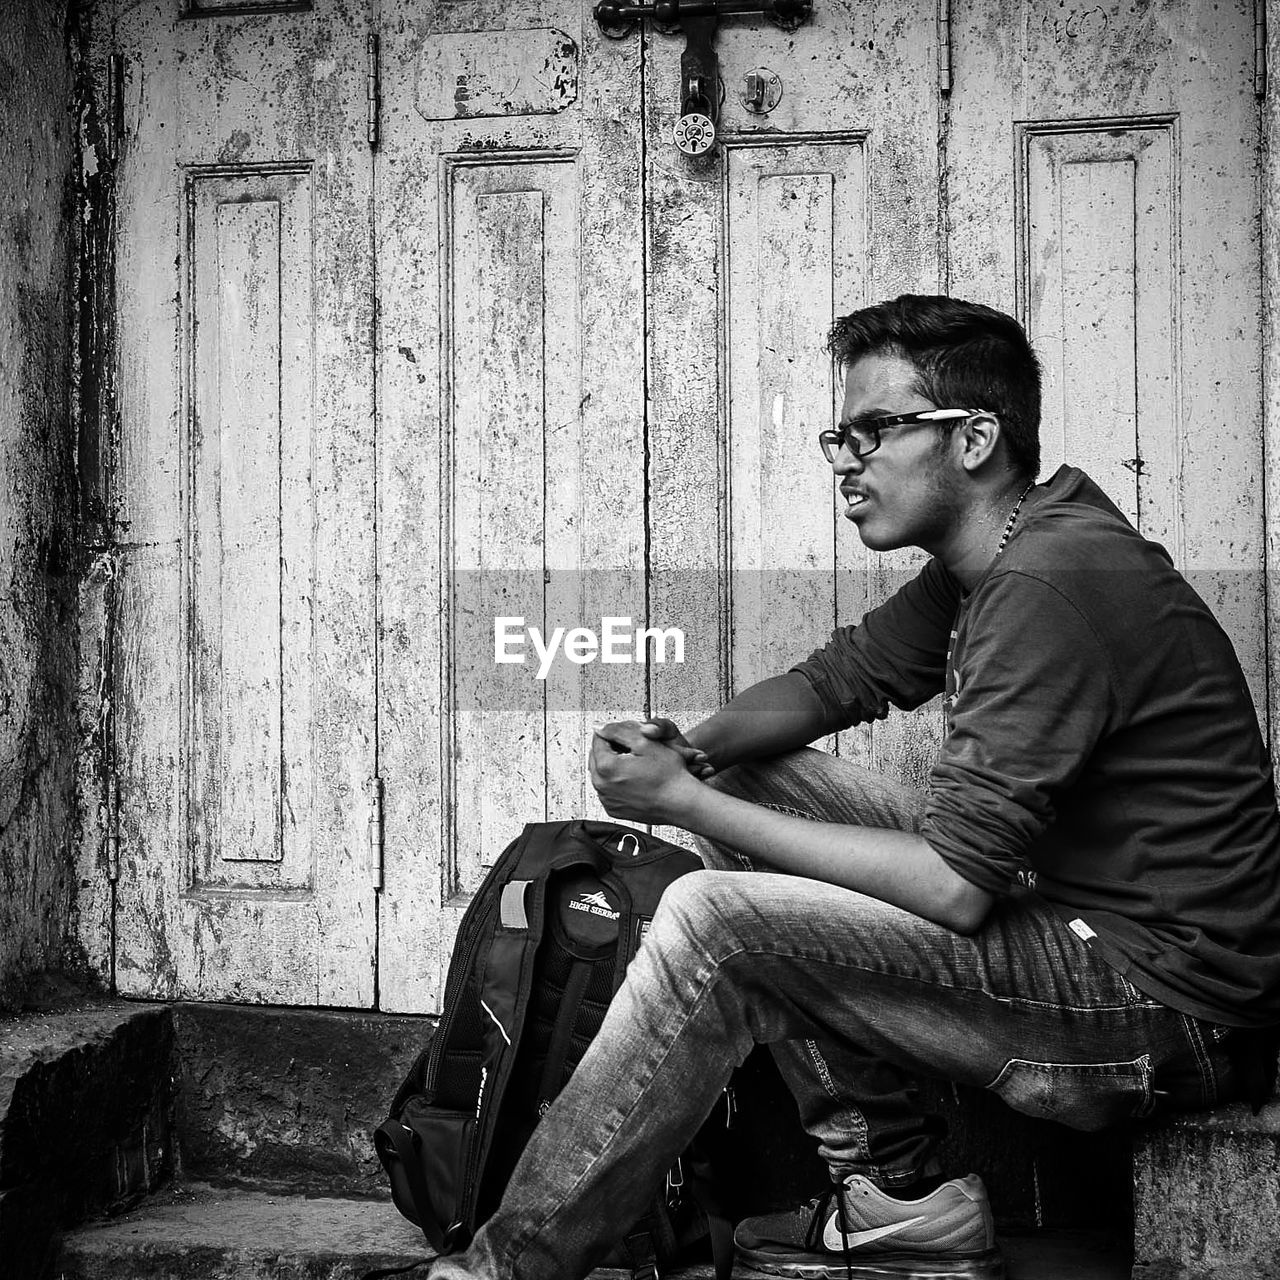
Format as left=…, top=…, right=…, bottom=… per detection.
left=673, top=110, right=716, bottom=156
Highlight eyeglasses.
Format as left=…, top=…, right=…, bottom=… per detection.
left=817, top=408, right=986, bottom=463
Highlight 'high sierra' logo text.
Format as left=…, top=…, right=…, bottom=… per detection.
left=569, top=891, right=620, bottom=921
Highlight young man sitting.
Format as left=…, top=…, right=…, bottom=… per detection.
left=429, top=295, right=1280, bottom=1280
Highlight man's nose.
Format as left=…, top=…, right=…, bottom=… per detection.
left=831, top=440, right=864, bottom=476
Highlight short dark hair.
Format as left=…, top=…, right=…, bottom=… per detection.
left=827, top=295, right=1041, bottom=481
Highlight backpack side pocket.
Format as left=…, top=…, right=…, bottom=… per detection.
left=375, top=1100, right=478, bottom=1254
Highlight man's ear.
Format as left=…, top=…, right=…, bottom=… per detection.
left=957, top=412, right=1001, bottom=473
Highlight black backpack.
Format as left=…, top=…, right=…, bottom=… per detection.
left=374, top=819, right=737, bottom=1279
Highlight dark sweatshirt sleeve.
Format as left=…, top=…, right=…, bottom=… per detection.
left=921, top=570, right=1120, bottom=895
left=789, top=558, right=961, bottom=733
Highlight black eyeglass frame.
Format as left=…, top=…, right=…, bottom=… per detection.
left=817, top=408, right=990, bottom=463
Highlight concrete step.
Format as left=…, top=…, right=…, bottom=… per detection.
left=169, top=1002, right=1130, bottom=1231
left=56, top=1184, right=1129, bottom=1280
left=1132, top=1103, right=1280, bottom=1279
left=0, top=991, right=174, bottom=1279
left=168, top=1002, right=427, bottom=1200
left=8, top=995, right=1280, bottom=1279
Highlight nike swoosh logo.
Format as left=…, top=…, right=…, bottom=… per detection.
left=823, top=1215, right=928, bottom=1251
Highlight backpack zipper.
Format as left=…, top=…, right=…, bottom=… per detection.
left=422, top=895, right=494, bottom=1086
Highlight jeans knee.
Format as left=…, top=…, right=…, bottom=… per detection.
left=648, top=869, right=753, bottom=965
left=703, top=764, right=746, bottom=799
left=704, top=751, right=824, bottom=815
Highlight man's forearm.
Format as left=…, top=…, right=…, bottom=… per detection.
left=684, top=672, right=833, bottom=771
left=676, top=782, right=993, bottom=934
left=591, top=719, right=993, bottom=934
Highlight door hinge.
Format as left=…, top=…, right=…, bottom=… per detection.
left=366, top=34, right=381, bottom=147
left=1255, top=0, right=1267, bottom=98
left=937, top=0, right=953, bottom=95
left=105, top=773, right=120, bottom=883
left=367, top=774, right=385, bottom=888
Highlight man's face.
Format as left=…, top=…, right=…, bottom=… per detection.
left=834, top=351, right=961, bottom=554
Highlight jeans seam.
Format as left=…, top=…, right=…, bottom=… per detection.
left=1117, top=974, right=1165, bottom=1009
left=724, top=942, right=1144, bottom=1015
left=1182, top=1014, right=1217, bottom=1109
left=803, top=1037, right=879, bottom=1181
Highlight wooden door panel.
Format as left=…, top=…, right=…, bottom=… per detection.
left=1019, top=124, right=1177, bottom=535
left=724, top=142, right=865, bottom=698
left=376, top=5, right=647, bottom=1012
left=644, top=1, right=944, bottom=797
left=187, top=165, right=317, bottom=884
left=949, top=0, right=1264, bottom=708
left=447, top=156, right=579, bottom=903
left=108, top=0, right=377, bottom=1004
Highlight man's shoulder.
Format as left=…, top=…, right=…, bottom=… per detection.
left=999, top=465, right=1175, bottom=579
left=974, top=478, right=1228, bottom=678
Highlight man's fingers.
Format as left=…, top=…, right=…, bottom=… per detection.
left=593, top=721, right=650, bottom=753
left=640, top=718, right=681, bottom=740
left=588, top=735, right=624, bottom=787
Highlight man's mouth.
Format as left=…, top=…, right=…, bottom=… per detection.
left=841, top=489, right=868, bottom=511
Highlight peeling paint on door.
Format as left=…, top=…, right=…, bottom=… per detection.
left=415, top=29, right=579, bottom=121
left=96, top=0, right=1265, bottom=1015
left=101, top=0, right=378, bottom=1006
left=949, top=0, right=1265, bottom=714
left=376, top=4, right=645, bottom=1013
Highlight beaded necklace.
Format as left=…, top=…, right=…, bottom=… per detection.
left=996, top=482, right=1035, bottom=556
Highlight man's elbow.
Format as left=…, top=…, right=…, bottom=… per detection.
left=941, top=880, right=995, bottom=935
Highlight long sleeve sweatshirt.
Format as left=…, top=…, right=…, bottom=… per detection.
left=792, top=466, right=1280, bottom=1028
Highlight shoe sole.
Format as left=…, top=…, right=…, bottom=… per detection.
left=734, top=1245, right=1006, bottom=1280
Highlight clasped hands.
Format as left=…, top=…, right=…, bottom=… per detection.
left=589, top=718, right=716, bottom=825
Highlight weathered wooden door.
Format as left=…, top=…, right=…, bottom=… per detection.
left=642, top=0, right=1265, bottom=805
left=947, top=0, right=1265, bottom=709
left=372, top=0, right=947, bottom=1012
left=640, top=1, right=946, bottom=797
left=108, top=0, right=379, bottom=1004
left=100, top=0, right=1263, bottom=1010
left=373, top=6, right=650, bottom=1011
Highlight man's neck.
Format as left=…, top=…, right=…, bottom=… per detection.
left=936, top=480, right=1033, bottom=591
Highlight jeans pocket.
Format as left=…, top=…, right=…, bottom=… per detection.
left=986, top=1054, right=1154, bottom=1131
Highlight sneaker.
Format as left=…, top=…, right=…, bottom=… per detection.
left=734, top=1173, right=1004, bottom=1279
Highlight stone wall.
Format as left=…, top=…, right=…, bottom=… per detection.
left=0, top=1, right=79, bottom=1010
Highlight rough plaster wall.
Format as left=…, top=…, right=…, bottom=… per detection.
left=0, top=0, right=79, bottom=1010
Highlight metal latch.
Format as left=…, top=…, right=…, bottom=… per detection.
left=594, top=0, right=813, bottom=156
left=673, top=13, right=719, bottom=156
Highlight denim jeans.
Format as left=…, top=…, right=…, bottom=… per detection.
left=431, top=749, right=1230, bottom=1280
